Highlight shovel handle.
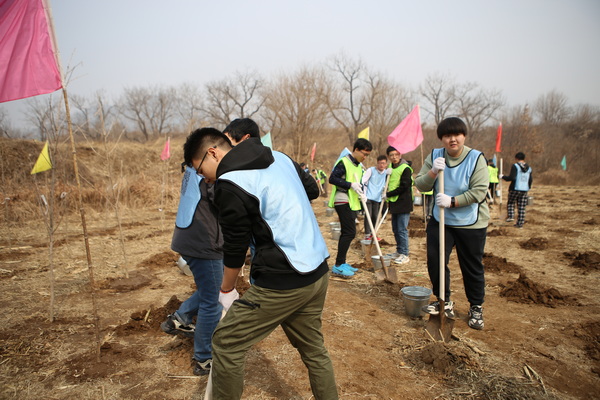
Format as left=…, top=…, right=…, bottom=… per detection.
left=439, top=170, right=445, bottom=302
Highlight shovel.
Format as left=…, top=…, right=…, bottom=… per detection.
left=425, top=170, right=454, bottom=342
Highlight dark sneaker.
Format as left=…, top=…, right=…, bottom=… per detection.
left=468, top=305, right=484, bottom=330
left=513, top=224, right=523, bottom=229
left=193, top=359, right=212, bottom=376
left=422, top=301, right=454, bottom=319
left=161, top=314, right=195, bottom=338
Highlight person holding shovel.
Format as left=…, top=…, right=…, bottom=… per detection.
left=415, top=117, right=489, bottom=330
left=192, top=129, right=338, bottom=400
left=361, top=154, right=390, bottom=241
left=385, top=146, right=414, bottom=264
left=328, top=138, right=372, bottom=278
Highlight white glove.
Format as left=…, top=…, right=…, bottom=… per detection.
left=499, top=173, right=504, bottom=179
left=436, top=193, right=452, bottom=208
left=350, top=182, right=364, bottom=196
left=385, top=168, right=392, bottom=176
left=381, top=192, right=387, bottom=201
left=219, top=288, right=239, bottom=312
left=431, top=157, right=446, bottom=174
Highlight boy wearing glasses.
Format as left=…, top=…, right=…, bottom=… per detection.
left=192, top=129, right=338, bottom=400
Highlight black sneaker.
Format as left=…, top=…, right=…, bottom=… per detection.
left=422, top=301, right=455, bottom=319
left=468, top=305, right=484, bottom=330
left=160, top=314, right=195, bottom=338
left=193, top=359, right=212, bottom=376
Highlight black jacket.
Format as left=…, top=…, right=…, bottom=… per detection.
left=214, top=138, right=327, bottom=290
left=386, top=162, right=414, bottom=214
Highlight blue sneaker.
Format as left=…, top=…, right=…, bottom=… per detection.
left=332, top=265, right=354, bottom=278
left=340, top=263, right=358, bottom=272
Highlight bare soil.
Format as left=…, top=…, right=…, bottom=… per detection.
left=1, top=184, right=599, bottom=399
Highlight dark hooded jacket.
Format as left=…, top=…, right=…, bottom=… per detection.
left=213, top=138, right=326, bottom=290
left=502, top=161, right=533, bottom=192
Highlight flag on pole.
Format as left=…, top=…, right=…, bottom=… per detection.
left=0, top=0, right=63, bottom=103
left=387, top=105, right=423, bottom=153
left=357, top=127, right=370, bottom=140
left=310, top=142, right=316, bottom=161
left=495, top=123, right=502, bottom=153
left=261, top=132, right=272, bottom=149
left=492, top=154, right=497, bottom=166
left=560, top=155, right=567, bottom=171
left=160, top=137, right=171, bottom=161
left=31, top=141, right=52, bottom=174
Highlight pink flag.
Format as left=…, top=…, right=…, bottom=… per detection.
left=495, top=123, right=502, bottom=153
left=0, top=0, right=62, bottom=103
left=310, top=142, right=316, bottom=162
left=387, top=105, right=423, bottom=154
left=160, top=137, right=171, bottom=161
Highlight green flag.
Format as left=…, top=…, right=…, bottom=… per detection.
left=560, top=155, right=567, bottom=171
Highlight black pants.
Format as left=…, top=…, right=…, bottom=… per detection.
left=426, top=219, right=486, bottom=306
left=334, top=203, right=357, bottom=266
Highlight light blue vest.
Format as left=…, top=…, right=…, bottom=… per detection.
left=219, top=151, right=329, bottom=274
left=175, top=166, right=202, bottom=229
left=514, top=164, right=532, bottom=191
left=432, top=148, right=482, bottom=227
left=365, top=167, right=387, bottom=202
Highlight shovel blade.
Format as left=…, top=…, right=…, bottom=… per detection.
left=374, top=268, right=386, bottom=282
left=425, top=314, right=455, bottom=342
left=384, top=266, right=398, bottom=283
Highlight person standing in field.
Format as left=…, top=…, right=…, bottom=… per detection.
left=328, top=138, right=372, bottom=278
left=361, top=155, right=390, bottom=241
left=415, top=117, right=489, bottom=330
left=501, top=152, right=532, bottom=228
left=160, top=127, right=224, bottom=376
left=191, top=129, right=338, bottom=400
left=487, top=159, right=499, bottom=204
left=385, top=146, right=414, bottom=264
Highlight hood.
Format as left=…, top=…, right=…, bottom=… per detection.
left=517, top=161, right=530, bottom=172
left=216, top=138, right=274, bottom=178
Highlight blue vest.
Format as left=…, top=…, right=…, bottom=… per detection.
left=365, top=167, right=387, bottom=202
left=432, top=148, right=482, bottom=227
left=175, top=166, right=202, bottom=229
left=514, top=164, right=532, bottom=191
left=219, top=151, right=329, bottom=274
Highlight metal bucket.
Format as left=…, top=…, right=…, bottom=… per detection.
left=326, top=208, right=334, bottom=217
left=527, top=196, right=533, bottom=206
left=360, top=239, right=372, bottom=256
left=371, top=255, right=391, bottom=270
left=331, top=228, right=341, bottom=240
left=329, top=222, right=341, bottom=232
left=495, top=189, right=502, bottom=197
left=413, top=196, right=423, bottom=206
left=400, top=286, right=432, bottom=318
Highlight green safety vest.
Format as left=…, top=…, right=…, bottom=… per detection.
left=328, top=156, right=363, bottom=211
left=488, top=166, right=499, bottom=183
left=387, top=163, right=414, bottom=203
left=317, top=169, right=327, bottom=184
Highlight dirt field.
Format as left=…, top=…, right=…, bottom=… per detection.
left=0, top=184, right=599, bottom=400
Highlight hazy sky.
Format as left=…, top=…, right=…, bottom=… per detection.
left=2, top=0, right=599, bottom=131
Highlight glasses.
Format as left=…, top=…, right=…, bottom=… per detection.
left=359, top=150, right=371, bottom=157
left=195, top=146, right=216, bottom=176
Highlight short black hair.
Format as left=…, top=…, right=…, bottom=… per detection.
left=437, top=117, right=467, bottom=139
left=223, top=118, right=260, bottom=142
left=515, top=152, right=526, bottom=160
left=386, top=146, right=399, bottom=155
left=183, top=127, right=231, bottom=167
left=353, top=138, right=372, bottom=152
left=377, top=155, right=388, bottom=162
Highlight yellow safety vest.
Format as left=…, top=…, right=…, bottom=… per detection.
left=328, top=156, right=363, bottom=211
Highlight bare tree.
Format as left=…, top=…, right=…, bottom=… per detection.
left=119, top=85, right=176, bottom=141
left=533, top=90, right=571, bottom=125
left=454, top=82, right=505, bottom=137
left=203, top=70, right=265, bottom=127
left=175, top=82, right=204, bottom=133
left=369, top=79, right=413, bottom=154
left=419, top=72, right=457, bottom=125
left=25, top=96, right=63, bottom=141
left=325, top=53, right=379, bottom=145
left=264, top=66, right=330, bottom=160
left=0, top=109, right=11, bottom=138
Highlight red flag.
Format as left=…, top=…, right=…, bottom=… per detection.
left=495, top=123, right=502, bottom=153
left=387, top=105, right=423, bottom=154
left=0, top=0, right=63, bottom=103
left=160, top=137, right=171, bottom=161
left=310, top=142, right=316, bottom=162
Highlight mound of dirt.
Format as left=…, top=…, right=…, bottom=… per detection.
left=519, top=237, right=549, bottom=250
left=483, top=253, right=522, bottom=274
left=576, top=321, right=600, bottom=376
left=420, top=342, right=477, bottom=376
left=563, top=251, right=600, bottom=273
left=583, top=218, right=598, bottom=225
left=487, top=228, right=509, bottom=237
left=499, top=274, right=577, bottom=307
left=409, top=228, right=426, bottom=238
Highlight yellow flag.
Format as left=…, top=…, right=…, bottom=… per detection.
left=31, top=141, right=52, bottom=174
left=357, top=127, right=370, bottom=140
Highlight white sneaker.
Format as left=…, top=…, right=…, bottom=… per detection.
left=393, top=254, right=410, bottom=264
